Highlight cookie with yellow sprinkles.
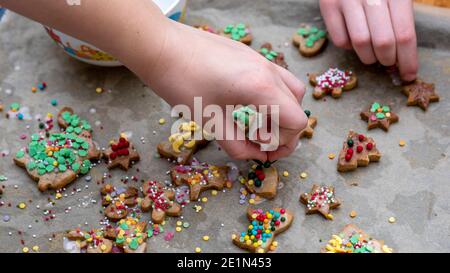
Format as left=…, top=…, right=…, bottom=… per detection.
left=66, top=228, right=113, bottom=253
left=105, top=216, right=148, bottom=253
left=232, top=207, right=293, bottom=253
left=323, top=224, right=393, bottom=253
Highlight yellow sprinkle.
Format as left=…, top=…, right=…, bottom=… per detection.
left=18, top=202, right=27, bottom=209
left=382, top=245, right=393, bottom=253
left=328, top=153, right=336, bottom=160
left=388, top=217, right=396, bottom=223
left=176, top=227, right=182, bottom=232
left=201, top=197, right=208, bottom=203
left=249, top=198, right=255, bottom=204
left=195, top=247, right=202, bottom=253
left=257, top=249, right=265, bottom=253
left=159, top=118, right=166, bottom=125
left=272, top=241, right=278, bottom=247
left=95, top=87, right=103, bottom=93
left=399, top=140, right=406, bottom=147
left=300, top=172, right=308, bottom=179
left=55, top=193, right=62, bottom=200
left=247, top=179, right=254, bottom=186
left=176, top=221, right=182, bottom=226
left=326, top=214, right=334, bottom=220
left=31, top=87, right=37, bottom=93
left=283, top=171, right=289, bottom=177
left=349, top=210, right=357, bottom=218
left=231, top=234, right=237, bottom=240
left=22, top=247, right=29, bottom=253
left=202, top=236, right=210, bottom=241
left=32, top=245, right=39, bottom=252
left=211, top=190, right=218, bottom=196
left=100, top=244, right=107, bottom=251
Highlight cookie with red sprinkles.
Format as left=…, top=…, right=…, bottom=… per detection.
left=300, top=185, right=341, bottom=220
left=232, top=207, right=293, bottom=253
left=337, top=130, right=381, bottom=172
left=103, top=136, right=140, bottom=171
left=244, top=161, right=279, bottom=200
left=309, top=68, right=357, bottom=99
left=141, top=180, right=182, bottom=224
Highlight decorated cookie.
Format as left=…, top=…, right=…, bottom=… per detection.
left=13, top=107, right=101, bottom=191
left=232, top=105, right=261, bottom=135
left=337, top=130, right=381, bottom=172
left=292, top=24, right=327, bottom=57
left=195, top=24, right=217, bottom=34
left=300, top=185, right=341, bottom=220
left=244, top=161, right=279, bottom=200
left=157, top=121, right=209, bottom=165
left=220, top=23, right=252, bottom=45
left=323, top=224, right=393, bottom=253
left=360, top=102, right=399, bottom=131
left=402, top=80, right=439, bottom=111
left=101, top=184, right=139, bottom=221
left=232, top=207, right=293, bottom=253
left=299, top=110, right=317, bottom=139
left=141, top=180, right=182, bottom=224
left=170, top=160, right=230, bottom=201
left=66, top=229, right=113, bottom=253
left=104, top=216, right=148, bottom=253
left=259, top=43, right=288, bottom=69
left=309, top=68, right=357, bottom=99
left=103, top=135, right=140, bottom=170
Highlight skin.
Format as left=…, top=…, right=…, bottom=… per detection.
left=320, top=0, right=418, bottom=81
left=0, top=0, right=307, bottom=162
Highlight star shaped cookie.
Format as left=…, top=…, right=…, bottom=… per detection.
left=299, top=110, right=317, bottom=139
left=103, top=136, right=140, bottom=171
left=141, top=180, right=182, bottom=224
left=170, top=160, right=230, bottom=201
left=259, top=43, right=288, bottom=69
left=300, top=185, right=341, bottom=220
left=402, top=80, right=439, bottom=111
left=337, top=130, right=381, bottom=172
left=360, top=102, right=399, bottom=131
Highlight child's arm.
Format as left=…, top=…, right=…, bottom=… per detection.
left=320, top=0, right=418, bottom=81
left=0, top=0, right=308, bottom=161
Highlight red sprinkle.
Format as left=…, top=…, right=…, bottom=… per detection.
left=356, top=145, right=363, bottom=153
left=358, top=134, right=365, bottom=142
left=366, top=142, right=373, bottom=150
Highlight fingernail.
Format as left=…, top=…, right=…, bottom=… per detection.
left=402, top=73, right=417, bottom=82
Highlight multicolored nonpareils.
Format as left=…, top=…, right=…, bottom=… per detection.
left=360, top=102, right=399, bottom=131
left=309, top=68, right=357, bottom=99
left=300, top=185, right=341, bottom=220
left=141, top=180, right=182, bottom=224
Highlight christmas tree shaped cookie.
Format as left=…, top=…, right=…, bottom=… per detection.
left=259, top=43, right=288, bottom=69
left=103, top=135, right=140, bottom=170
left=14, top=107, right=101, bottom=191
left=100, top=184, right=139, bottom=221
left=323, top=224, right=393, bottom=253
left=337, top=130, right=381, bottom=172
left=300, top=185, right=341, bottom=220
left=170, top=159, right=230, bottom=201
left=66, top=229, right=113, bottom=253
left=402, top=80, right=439, bottom=111
left=299, top=110, right=317, bottom=139
left=157, top=121, right=209, bottom=165
left=232, top=208, right=293, bottom=253
left=309, top=68, right=357, bottom=99
left=104, top=216, right=148, bottom=253
left=292, top=24, right=327, bottom=57
left=220, top=23, right=252, bottom=45
left=360, top=102, right=399, bottom=131
left=244, top=161, right=279, bottom=200
left=141, top=180, right=182, bottom=224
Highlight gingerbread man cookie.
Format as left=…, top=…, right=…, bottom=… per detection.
left=402, top=80, right=439, bottom=111
left=66, top=229, right=113, bottom=253
left=141, top=180, right=182, bottom=224
left=360, top=102, right=399, bottom=131
left=157, top=121, right=209, bottom=165
left=323, top=224, right=393, bottom=253
left=220, top=23, right=253, bottom=45
left=244, top=161, right=279, bottom=200
left=232, top=207, right=293, bottom=253
left=14, top=107, right=101, bottom=191
left=300, top=185, right=341, bottom=220
left=259, top=43, right=288, bottom=69
left=292, top=24, right=327, bottom=57
left=104, top=216, right=148, bottom=253
left=299, top=110, right=317, bottom=139
left=101, top=184, right=139, bottom=221
left=337, top=130, right=381, bottom=172
left=103, top=135, right=140, bottom=171
left=170, top=160, right=230, bottom=201
left=309, top=68, right=357, bottom=99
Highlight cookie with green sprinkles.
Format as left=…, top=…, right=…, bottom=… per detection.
left=292, top=24, right=327, bottom=57
left=104, top=216, right=148, bottom=253
left=360, top=102, right=399, bottom=131
left=258, top=43, right=288, bottom=69
left=66, top=228, right=113, bottom=253
left=13, top=107, right=101, bottom=191
left=220, top=23, right=253, bottom=45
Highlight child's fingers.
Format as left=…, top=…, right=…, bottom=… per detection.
left=363, top=0, right=397, bottom=66
left=267, top=135, right=299, bottom=161
left=274, top=65, right=306, bottom=103
left=388, top=0, right=418, bottom=81
left=341, top=0, right=377, bottom=64
left=319, top=0, right=352, bottom=49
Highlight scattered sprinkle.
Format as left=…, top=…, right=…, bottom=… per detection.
left=158, top=118, right=166, bottom=125
left=18, top=202, right=27, bottom=209
left=95, top=87, right=103, bottom=93
left=349, top=210, right=357, bottom=218
left=201, top=197, right=208, bottom=203
left=203, top=235, right=210, bottom=241
left=22, top=247, right=29, bottom=253
left=388, top=217, right=396, bottom=223
left=300, top=172, right=308, bottom=179
left=195, top=247, right=202, bottom=253
left=328, top=153, right=336, bottom=159
left=283, top=171, right=289, bottom=177
left=399, top=140, right=406, bottom=147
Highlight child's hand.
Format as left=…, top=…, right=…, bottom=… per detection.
left=145, top=21, right=308, bottom=162
left=320, top=0, right=418, bottom=81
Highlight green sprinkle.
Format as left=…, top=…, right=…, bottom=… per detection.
left=297, top=28, right=309, bottom=36
left=27, top=161, right=37, bottom=171
left=10, top=102, right=20, bottom=111
left=376, top=113, right=386, bottom=119
left=15, top=150, right=25, bottom=159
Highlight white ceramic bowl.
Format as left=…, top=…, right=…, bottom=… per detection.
left=44, top=0, right=187, bottom=66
